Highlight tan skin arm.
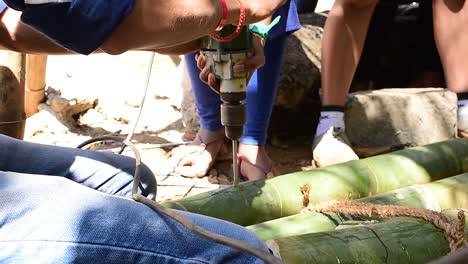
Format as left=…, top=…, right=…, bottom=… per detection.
left=101, top=0, right=287, bottom=54
left=0, top=7, right=200, bottom=55
left=0, top=0, right=286, bottom=55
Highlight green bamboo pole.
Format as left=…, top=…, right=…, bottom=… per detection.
left=431, top=247, right=468, bottom=264
left=271, top=217, right=468, bottom=264
left=162, top=139, right=468, bottom=226
left=248, top=173, right=468, bottom=240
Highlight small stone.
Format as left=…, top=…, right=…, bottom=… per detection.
left=114, top=116, right=129, bottom=124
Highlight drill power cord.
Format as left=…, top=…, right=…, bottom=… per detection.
left=118, top=52, right=156, bottom=155
left=77, top=53, right=284, bottom=264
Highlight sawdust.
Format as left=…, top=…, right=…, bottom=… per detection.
left=300, top=184, right=311, bottom=207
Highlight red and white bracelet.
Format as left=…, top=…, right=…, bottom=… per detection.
left=210, top=0, right=245, bottom=42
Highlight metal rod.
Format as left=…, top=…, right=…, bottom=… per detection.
left=232, top=140, right=239, bottom=186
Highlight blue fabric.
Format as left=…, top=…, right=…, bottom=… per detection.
left=185, top=1, right=299, bottom=145
left=186, top=32, right=290, bottom=145
left=0, top=134, right=156, bottom=199
left=0, top=1, right=7, bottom=13
left=0, top=135, right=268, bottom=263
left=270, top=0, right=301, bottom=40
left=3, top=0, right=134, bottom=54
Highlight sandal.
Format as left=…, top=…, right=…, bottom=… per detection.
left=167, top=130, right=226, bottom=178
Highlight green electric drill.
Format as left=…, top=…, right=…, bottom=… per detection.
left=201, top=25, right=252, bottom=186
left=200, top=18, right=280, bottom=186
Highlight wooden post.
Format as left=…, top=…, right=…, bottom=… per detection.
left=25, top=54, right=47, bottom=117
left=0, top=51, right=26, bottom=139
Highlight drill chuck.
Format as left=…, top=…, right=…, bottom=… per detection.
left=221, top=92, right=246, bottom=141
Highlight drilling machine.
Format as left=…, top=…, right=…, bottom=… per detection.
left=201, top=25, right=252, bottom=186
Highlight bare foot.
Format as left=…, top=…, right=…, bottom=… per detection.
left=238, top=144, right=273, bottom=181
left=167, top=128, right=225, bottom=178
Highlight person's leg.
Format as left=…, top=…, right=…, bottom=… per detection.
left=0, top=134, right=156, bottom=199
left=238, top=35, right=288, bottom=181
left=313, top=0, right=377, bottom=167
left=432, top=0, right=468, bottom=133
left=321, top=0, right=378, bottom=108
left=168, top=53, right=225, bottom=178
left=0, top=171, right=268, bottom=263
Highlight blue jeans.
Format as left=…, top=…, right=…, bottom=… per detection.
left=0, top=135, right=268, bottom=263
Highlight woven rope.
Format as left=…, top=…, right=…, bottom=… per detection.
left=304, top=201, right=467, bottom=253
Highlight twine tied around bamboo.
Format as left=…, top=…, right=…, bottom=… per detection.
left=303, top=201, right=467, bottom=254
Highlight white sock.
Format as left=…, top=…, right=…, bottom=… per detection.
left=458, top=99, right=468, bottom=131
left=316, top=111, right=345, bottom=136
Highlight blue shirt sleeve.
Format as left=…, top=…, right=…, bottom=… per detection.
left=4, top=0, right=135, bottom=54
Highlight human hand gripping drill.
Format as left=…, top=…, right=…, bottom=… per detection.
left=200, top=7, right=280, bottom=186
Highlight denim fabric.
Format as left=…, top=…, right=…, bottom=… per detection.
left=0, top=135, right=156, bottom=199
left=0, top=173, right=268, bottom=263
left=0, top=135, right=268, bottom=263
left=186, top=34, right=288, bottom=145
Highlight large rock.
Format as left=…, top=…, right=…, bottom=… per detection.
left=345, top=88, right=457, bottom=148
left=268, top=13, right=325, bottom=144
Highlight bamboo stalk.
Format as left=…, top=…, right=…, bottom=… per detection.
left=25, top=55, right=47, bottom=117
left=271, top=218, right=468, bottom=264
left=431, top=247, right=468, bottom=264
left=161, top=139, right=468, bottom=226
left=248, top=173, right=468, bottom=240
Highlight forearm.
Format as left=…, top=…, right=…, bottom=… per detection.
left=101, top=0, right=284, bottom=54
left=0, top=7, right=199, bottom=55
left=101, top=0, right=227, bottom=54
left=0, top=0, right=286, bottom=55
left=0, top=8, right=72, bottom=54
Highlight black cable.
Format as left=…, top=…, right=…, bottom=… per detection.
left=78, top=136, right=284, bottom=264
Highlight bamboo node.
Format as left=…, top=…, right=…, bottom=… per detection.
left=305, top=201, right=467, bottom=254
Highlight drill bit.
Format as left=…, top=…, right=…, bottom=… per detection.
left=232, top=140, right=240, bottom=186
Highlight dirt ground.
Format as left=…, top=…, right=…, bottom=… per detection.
left=24, top=51, right=313, bottom=202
